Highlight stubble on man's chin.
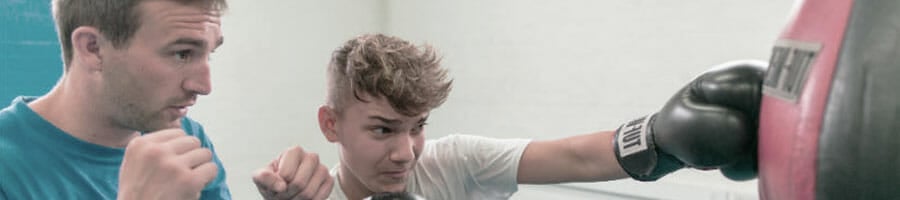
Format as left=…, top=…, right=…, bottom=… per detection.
left=140, top=116, right=183, bottom=133
left=120, top=106, right=182, bottom=133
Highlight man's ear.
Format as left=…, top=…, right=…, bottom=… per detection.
left=318, top=105, right=339, bottom=143
left=70, top=26, right=105, bottom=71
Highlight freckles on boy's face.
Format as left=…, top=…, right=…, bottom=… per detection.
left=335, top=95, right=428, bottom=193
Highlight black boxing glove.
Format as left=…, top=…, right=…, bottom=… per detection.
left=613, top=60, right=765, bottom=181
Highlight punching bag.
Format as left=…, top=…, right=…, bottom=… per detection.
left=758, top=0, right=900, bottom=199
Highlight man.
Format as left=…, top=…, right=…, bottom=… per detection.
left=253, top=34, right=763, bottom=200
left=0, top=0, right=231, bottom=199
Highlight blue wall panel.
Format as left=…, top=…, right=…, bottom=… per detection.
left=1, top=0, right=62, bottom=104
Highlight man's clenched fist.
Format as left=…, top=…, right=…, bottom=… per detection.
left=117, top=129, right=218, bottom=200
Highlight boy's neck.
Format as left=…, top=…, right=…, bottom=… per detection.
left=338, top=164, right=375, bottom=200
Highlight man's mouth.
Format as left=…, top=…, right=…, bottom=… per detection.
left=168, top=102, right=194, bottom=117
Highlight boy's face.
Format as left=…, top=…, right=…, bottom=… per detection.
left=99, top=0, right=222, bottom=132
left=321, top=93, right=428, bottom=194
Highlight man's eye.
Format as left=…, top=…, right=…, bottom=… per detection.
left=208, top=50, right=216, bottom=61
left=174, top=50, right=193, bottom=62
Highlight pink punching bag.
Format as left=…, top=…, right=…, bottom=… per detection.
left=758, top=0, right=900, bottom=199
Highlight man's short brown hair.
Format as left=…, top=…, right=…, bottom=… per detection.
left=327, top=34, right=453, bottom=116
left=52, top=0, right=228, bottom=68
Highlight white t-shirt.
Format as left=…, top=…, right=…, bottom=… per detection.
left=328, top=134, right=532, bottom=200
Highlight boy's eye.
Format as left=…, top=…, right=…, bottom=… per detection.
left=411, top=123, right=427, bottom=135
left=373, top=127, right=393, bottom=135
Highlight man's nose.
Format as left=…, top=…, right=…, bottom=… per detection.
left=183, top=60, right=212, bottom=95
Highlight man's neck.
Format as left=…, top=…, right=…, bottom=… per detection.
left=29, top=79, right=140, bottom=148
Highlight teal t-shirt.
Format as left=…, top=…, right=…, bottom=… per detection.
left=0, top=96, right=231, bottom=199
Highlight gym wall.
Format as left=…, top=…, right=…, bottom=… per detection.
left=2, top=1, right=796, bottom=199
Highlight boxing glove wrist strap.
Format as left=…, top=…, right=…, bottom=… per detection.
left=614, top=113, right=683, bottom=181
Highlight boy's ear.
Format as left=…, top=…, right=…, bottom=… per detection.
left=318, top=105, right=339, bottom=143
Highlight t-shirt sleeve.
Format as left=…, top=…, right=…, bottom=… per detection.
left=182, top=117, right=233, bottom=200
left=435, top=134, right=531, bottom=199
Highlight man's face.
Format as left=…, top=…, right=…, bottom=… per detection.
left=99, top=0, right=223, bottom=132
left=329, top=94, right=428, bottom=193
